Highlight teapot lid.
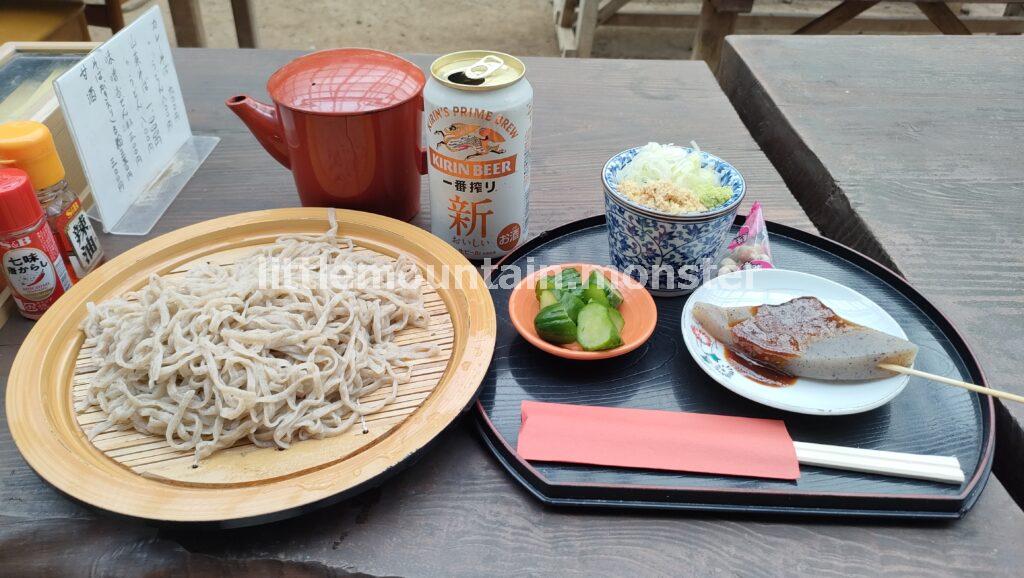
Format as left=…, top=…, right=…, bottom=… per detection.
left=267, top=48, right=425, bottom=114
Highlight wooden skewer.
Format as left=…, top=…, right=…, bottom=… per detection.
left=879, top=364, right=1024, bottom=404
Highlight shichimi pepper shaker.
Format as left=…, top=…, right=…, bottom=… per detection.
left=0, top=168, right=75, bottom=319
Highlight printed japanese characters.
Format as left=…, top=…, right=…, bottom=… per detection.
left=53, top=5, right=194, bottom=230
left=56, top=199, right=101, bottom=278
left=74, top=16, right=181, bottom=195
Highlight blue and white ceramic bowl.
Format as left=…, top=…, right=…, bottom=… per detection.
left=602, top=146, right=745, bottom=296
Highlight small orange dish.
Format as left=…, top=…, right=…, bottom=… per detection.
left=508, top=263, right=657, bottom=360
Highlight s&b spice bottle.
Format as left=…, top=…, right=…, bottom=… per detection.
left=0, top=168, right=75, bottom=319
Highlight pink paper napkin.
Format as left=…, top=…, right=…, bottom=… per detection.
left=517, top=401, right=800, bottom=480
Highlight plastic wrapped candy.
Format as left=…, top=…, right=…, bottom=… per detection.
left=717, top=201, right=773, bottom=277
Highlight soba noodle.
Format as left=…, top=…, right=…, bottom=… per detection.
left=77, top=210, right=438, bottom=464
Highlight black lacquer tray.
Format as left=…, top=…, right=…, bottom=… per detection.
left=475, top=215, right=994, bottom=519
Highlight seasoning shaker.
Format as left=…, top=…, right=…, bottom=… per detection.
left=0, top=168, right=75, bottom=319
left=0, top=121, right=103, bottom=282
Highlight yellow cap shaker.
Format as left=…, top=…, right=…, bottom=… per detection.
left=0, top=121, right=67, bottom=190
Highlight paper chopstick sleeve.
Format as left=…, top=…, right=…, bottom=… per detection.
left=517, top=400, right=800, bottom=481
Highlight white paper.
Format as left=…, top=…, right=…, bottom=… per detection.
left=53, top=6, right=192, bottom=229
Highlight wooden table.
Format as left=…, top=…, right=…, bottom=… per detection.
left=1, top=48, right=1023, bottom=575
left=719, top=35, right=1024, bottom=508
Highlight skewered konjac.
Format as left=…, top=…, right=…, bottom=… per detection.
left=693, top=296, right=918, bottom=381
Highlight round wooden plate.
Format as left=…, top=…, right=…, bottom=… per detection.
left=6, top=208, right=495, bottom=525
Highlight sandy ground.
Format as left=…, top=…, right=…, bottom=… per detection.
left=91, top=0, right=1011, bottom=59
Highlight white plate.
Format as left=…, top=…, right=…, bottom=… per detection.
left=681, top=269, right=910, bottom=415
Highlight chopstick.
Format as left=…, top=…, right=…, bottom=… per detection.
left=793, top=442, right=965, bottom=485
left=879, top=364, right=1024, bottom=405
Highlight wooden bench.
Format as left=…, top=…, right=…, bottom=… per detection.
left=554, top=0, right=1024, bottom=69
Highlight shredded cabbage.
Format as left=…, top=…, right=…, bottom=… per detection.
left=617, top=142, right=733, bottom=210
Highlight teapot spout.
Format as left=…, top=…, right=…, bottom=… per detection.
left=225, top=95, right=290, bottom=168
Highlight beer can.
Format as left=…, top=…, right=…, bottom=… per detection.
left=425, top=50, right=532, bottom=260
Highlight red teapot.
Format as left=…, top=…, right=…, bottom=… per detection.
left=227, top=49, right=426, bottom=221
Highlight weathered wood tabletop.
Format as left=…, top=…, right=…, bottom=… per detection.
left=2, top=48, right=1023, bottom=576
left=718, top=35, right=1024, bottom=508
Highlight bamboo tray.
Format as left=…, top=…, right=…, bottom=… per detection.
left=6, top=208, right=495, bottom=526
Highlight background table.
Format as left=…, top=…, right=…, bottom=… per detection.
left=1, top=49, right=1023, bottom=576
left=552, top=0, right=1024, bottom=66
left=718, top=35, right=1024, bottom=508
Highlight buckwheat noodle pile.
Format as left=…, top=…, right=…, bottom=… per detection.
left=77, top=211, right=438, bottom=465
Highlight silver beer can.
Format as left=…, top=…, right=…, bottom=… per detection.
left=425, top=50, right=532, bottom=260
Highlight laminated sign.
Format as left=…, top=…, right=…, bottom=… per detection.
left=54, top=6, right=204, bottom=234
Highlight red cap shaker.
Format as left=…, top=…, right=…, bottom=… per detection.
left=0, top=168, right=45, bottom=232
left=0, top=168, right=74, bottom=319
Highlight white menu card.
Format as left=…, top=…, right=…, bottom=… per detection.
left=54, top=6, right=209, bottom=234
